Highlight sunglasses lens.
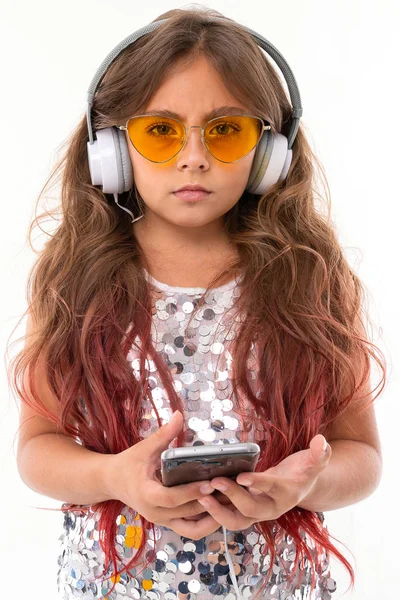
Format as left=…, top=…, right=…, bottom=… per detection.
left=127, top=116, right=185, bottom=162
left=204, top=116, right=263, bottom=162
left=126, top=115, right=263, bottom=162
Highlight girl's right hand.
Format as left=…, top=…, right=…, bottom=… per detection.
left=104, top=410, right=225, bottom=539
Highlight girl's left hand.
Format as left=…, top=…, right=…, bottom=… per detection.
left=197, top=434, right=332, bottom=530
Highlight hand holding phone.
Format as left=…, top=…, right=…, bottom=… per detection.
left=160, top=441, right=260, bottom=521
left=105, top=411, right=226, bottom=539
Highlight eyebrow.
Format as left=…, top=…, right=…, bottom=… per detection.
left=140, top=106, right=249, bottom=121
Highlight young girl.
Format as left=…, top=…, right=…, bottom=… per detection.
left=12, top=6, right=386, bottom=600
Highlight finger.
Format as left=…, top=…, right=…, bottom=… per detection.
left=310, top=434, right=331, bottom=461
left=168, top=514, right=222, bottom=538
left=149, top=478, right=215, bottom=510
left=197, top=490, right=254, bottom=530
left=236, top=471, right=280, bottom=495
left=144, top=410, right=184, bottom=462
left=210, top=477, right=260, bottom=518
left=182, top=511, right=208, bottom=521
left=211, top=490, right=234, bottom=507
left=182, top=497, right=236, bottom=519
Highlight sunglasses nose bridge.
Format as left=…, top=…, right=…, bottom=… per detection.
left=180, top=124, right=208, bottom=154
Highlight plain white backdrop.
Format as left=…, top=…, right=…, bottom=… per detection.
left=1, top=0, right=398, bottom=598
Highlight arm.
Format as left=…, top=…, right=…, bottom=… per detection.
left=297, top=439, right=382, bottom=512
left=17, top=311, right=114, bottom=506
left=17, top=432, right=115, bottom=505
left=298, top=368, right=383, bottom=512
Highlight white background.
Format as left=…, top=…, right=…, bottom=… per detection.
left=1, top=1, right=399, bottom=598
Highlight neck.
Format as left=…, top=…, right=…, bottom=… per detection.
left=132, top=211, right=240, bottom=287
left=132, top=211, right=235, bottom=266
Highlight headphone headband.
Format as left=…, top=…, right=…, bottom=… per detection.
left=85, top=17, right=303, bottom=150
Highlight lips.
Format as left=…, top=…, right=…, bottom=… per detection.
left=173, top=189, right=211, bottom=201
left=174, top=185, right=211, bottom=193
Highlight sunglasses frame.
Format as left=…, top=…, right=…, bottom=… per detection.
left=117, top=113, right=271, bottom=164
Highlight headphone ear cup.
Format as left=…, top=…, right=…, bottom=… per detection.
left=246, top=131, right=292, bottom=195
left=115, top=128, right=134, bottom=192
left=87, top=127, right=133, bottom=194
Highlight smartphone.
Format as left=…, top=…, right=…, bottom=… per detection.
left=161, top=442, right=260, bottom=487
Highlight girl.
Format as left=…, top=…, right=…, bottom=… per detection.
left=11, top=6, right=386, bottom=600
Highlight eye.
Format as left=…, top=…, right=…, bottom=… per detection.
left=145, top=122, right=177, bottom=136
left=207, top=121, right=241, bottom=137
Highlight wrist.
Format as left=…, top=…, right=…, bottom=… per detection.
left=101, top=453, right=119, bottom=501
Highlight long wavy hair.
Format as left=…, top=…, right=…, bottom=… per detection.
left=7, top=6, right=386, bottom=598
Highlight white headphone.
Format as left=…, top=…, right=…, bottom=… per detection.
left=86, top=19, right=302, bottom=221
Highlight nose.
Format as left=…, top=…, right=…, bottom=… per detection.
left=175, top=126, right=210, bottom=170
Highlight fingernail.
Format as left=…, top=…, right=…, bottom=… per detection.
left=322, top=437, right=328, bottom=452
left=169, top=411, right=179, bottom=424
left=200, top=483, right=214, bottom=494
left=198, top=498, right=211, bottom=508
left=238, top=478, right=252, bottom=486
left=213, top=482, right=227, bottom=491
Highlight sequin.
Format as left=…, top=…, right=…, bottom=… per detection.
left=57, top=270, right=337, bottom=599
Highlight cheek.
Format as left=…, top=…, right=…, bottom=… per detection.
left=131, top=157, right=170, bottom=196
left=221, top=152, right=255, bottom=182
left=221, top=163, right=253, bottom=192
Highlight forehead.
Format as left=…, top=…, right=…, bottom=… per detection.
left=142, top=55, right=249, bottom=120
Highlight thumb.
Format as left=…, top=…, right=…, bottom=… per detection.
left=310, top=434, right=331, bottom=460
left=148, top=410, right=183, bottom=454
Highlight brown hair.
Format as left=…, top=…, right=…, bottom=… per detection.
left=8, top=6, right=386, bottom=598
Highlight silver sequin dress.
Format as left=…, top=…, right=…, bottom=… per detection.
left=57, top=269, right=337, bottom=600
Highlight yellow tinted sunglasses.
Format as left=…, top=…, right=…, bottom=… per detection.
left=117, top=114, right=271, bottom=163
